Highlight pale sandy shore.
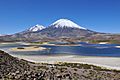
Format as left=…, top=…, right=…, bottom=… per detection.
left=10, top=46, right=47, bottom=51
left=10, top=54, right=120, bottom=70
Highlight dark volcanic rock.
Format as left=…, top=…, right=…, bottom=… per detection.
left=0, top=50, right=120, bottom=80
left=40, top=27, right=96, bottom=38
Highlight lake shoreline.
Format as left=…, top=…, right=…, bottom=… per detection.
left=1, top=42, right=120, bottom=70
left=9, top=46, right=48, bottom=51
left=10, top=53, right=120, bottom=70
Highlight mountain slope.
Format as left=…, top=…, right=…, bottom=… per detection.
left=0, top=24, right=46, bottom=41
left=40, top=19, right=96, bottom=38
left=40, top=27, right=95, bottom=38
left=27, top=24, right=45, bottom=32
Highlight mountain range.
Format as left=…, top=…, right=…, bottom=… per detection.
left=0, top=19, right=119, bottom=42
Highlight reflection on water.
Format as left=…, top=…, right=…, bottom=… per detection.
left=0, top=42, right=120, bottom=57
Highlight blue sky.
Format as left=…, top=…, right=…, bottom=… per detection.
left=0, top=0, right=120, bottom=34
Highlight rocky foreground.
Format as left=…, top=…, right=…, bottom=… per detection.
left=0, top=50, right=120, bottom=80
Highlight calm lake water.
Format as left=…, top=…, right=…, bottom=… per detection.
left=0, top=42, right=120, bottom=57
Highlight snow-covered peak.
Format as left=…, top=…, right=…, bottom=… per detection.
left=28, top=24, right=45, bottom=32
left=0, top=34, right=6, bottom=36
left=50, top=19, right=86, bottom=29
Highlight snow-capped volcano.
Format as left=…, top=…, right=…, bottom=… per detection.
left=50, top=19, right=86, bottom=29
left=28, top=24, right=45, bottom=32
left=39, top=19, right=94, bottom=38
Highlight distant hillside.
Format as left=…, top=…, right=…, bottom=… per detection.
left=0, top=50, right=120, bottom=80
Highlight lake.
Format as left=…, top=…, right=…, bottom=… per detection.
left=0, top=42, right=120, bottom=57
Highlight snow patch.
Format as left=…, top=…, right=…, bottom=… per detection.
left=28, top=24, right=45, bottom=32
left=50, top=19, right=86, bottom=29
